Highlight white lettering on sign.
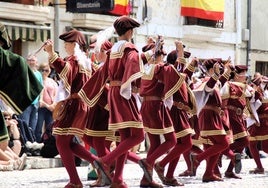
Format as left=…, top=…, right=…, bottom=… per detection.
left=76, top=2, right=101, bottom=8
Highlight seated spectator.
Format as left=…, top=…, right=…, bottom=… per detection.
left=0, top=100, right=44, bottom=156
left=0, top=145, right=27, bottom=171
left=12, top=115, right=44, bottom=156
left=3, top=111, right=21, bottom=156
left=0, top=22, right=42, bottom=169
left=0, top=113, right=27, bottom=171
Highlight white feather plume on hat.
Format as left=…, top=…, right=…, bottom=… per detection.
left=94, top=26, right=115, bottom=53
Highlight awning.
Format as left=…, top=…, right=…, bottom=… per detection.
left=2, top=21, right=51, bottom=42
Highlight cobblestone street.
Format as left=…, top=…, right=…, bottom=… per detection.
left=1, top=156, right=268, bottom=188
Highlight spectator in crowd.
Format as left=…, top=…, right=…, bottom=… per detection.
left=0, top=99, right=44, bottom=156
left=14, top=114, right=44, bottom=156
left=0, top=22, right=42, bottom=170
left=0, top=111, right=27, bottom=171
left=19, top=54, right=43, bottom=135
left=3, top=111, right=21, bottom=156
left=36, top=62, right=58, bottom=143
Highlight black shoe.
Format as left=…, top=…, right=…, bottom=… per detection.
left=31, top=149, right=41, bottom=156
left=24, top=148, right=32, bottom=156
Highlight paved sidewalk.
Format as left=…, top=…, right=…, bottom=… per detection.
left=1, top=156, right=268, bottom=187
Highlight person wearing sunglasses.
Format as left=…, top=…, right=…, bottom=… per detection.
left=35, top=63, right=58, bottom=143
left=3, top=111, right=21, bottom=156
left=18, top=54, right=43, bottom=140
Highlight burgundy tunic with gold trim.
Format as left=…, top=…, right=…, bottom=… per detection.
left=170, top=80, right=195, bottom=139
left=140, top=63, right=184, bottom=135
left=84, top=86, right=114, bottom=138
left=108, top=41, right=144, bottom=130
left=79, top=40, right=144, bottom=131
left=221, top=82, right=251, bottom=140
left=249, top=93, right=268, bottom=141
left=51, top=55, right=91, bottom=137
left=194, top=77, right=226, bottom=138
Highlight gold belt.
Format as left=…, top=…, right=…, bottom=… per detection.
left=227, top=105, right=243, bottom=116
left=203, top=105, right=224, bottom=116
left=109, top=80, right=122, bottom=86
left=70, top=93, right=80, bottom=99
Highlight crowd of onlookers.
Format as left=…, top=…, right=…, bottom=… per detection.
left=0, top=53, right=60, bottom=171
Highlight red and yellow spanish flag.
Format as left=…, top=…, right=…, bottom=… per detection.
left=109, top=0, right=130, bottom=16
left=181, top=0, right=225, bottom=20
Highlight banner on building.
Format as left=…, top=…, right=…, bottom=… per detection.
left=181, top=0, right=225, bottom=20
left=66, top=0, right=114, bottom=13
left=109, top=0, right=130, bottom=16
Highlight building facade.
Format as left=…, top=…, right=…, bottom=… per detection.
left=0, top=0, right=268, bottom=76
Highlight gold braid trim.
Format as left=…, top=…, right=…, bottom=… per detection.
left=110, top=41, right=127, bottom=59
left=163, top=67, right=185, bottom=100
left=144, top=50, right=153, bottom=62
left=249, top=135, right=268, bottom=141
left=111, top=135, right=121, bottom=143
left=142, top=64, right=155, bottom=80
left=233, top=131, right=249, bottom=140
left=105, top=135, right=118, bottom=142
left=200, top=129, right=226, bottom=136
left=187, top=84, right=197, bottom=115
left=78, top=80, right=108, bottom=107
left=187, top=63, right=195, bottom=72
left=108, top=121, right=143, bottom=131
left=59, top=63, right=71, bottom=94
left=52, top=127, right=84, bottom=137
left=104, top=104, right=109, bottom=111
left=211, top=73, right=219, bottom=81
left=199, top=137, right=213, bottom=145
left=178, top=57, right=186, bottom=64
left=84, top=129, right=114, bottom=137
left=175, top=128, right=195, bottom=138
left=192, top=139, right=203, bottom=147
left=49, top=52, right=59, bottom=65
left=144, top=126, right=174, bottom=135
left=222, top=71, right=230, bottom=80
left=0, top=91, right=21, bottom=114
